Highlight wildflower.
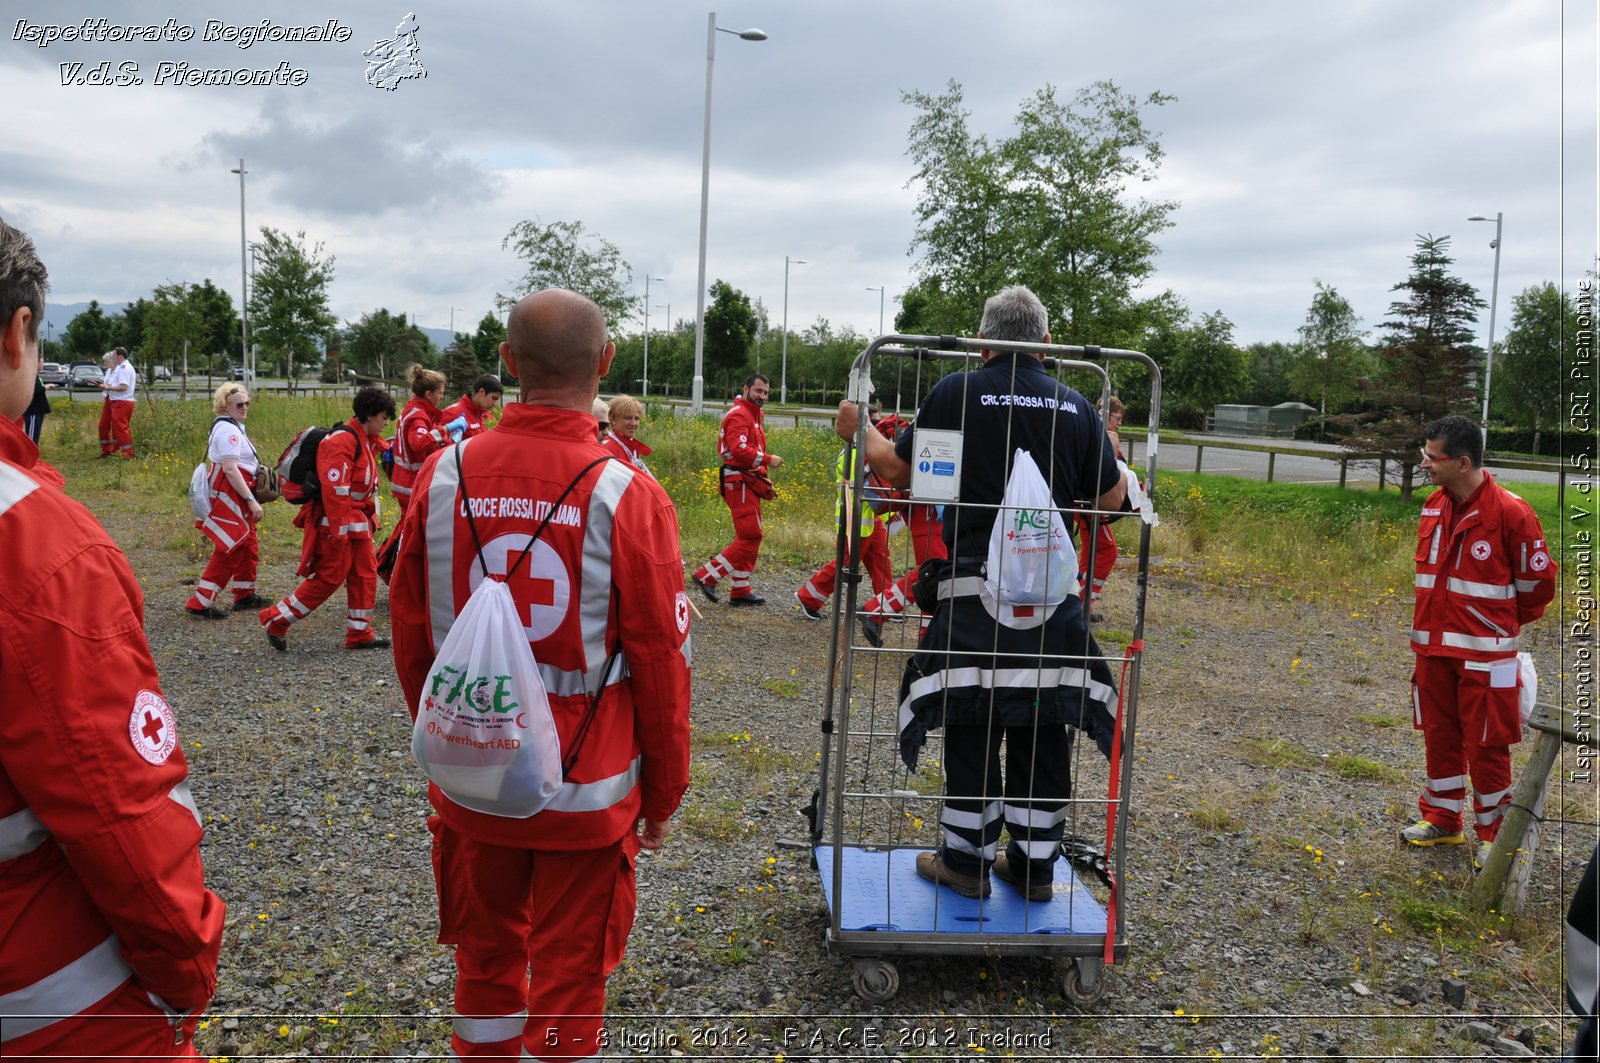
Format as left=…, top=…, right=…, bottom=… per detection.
left=278, top=1025, right=290, bottom=1037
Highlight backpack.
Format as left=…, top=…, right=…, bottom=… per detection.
left=984, top=447, right=1078, bottom=609
left=188, top=416, right=242, bottom=520
left=276, top=424, right=357, bottom=505
left=410, top=448, right=619, bottom=818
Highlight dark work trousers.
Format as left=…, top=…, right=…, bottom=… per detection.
left=939, top=719, right=1073, bottom=882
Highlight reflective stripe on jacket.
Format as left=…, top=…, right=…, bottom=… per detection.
left=391, top=397, right=447, bottom=497
left=1411, top=473, right=1557, bottom=661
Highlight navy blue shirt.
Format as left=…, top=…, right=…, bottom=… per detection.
left=895, top=353, right=1119, bottom=557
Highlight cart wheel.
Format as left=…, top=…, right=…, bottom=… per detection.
left=1062, top=958, right=1107, bottom=1005
left=851, top=959, right=900, bottom=1003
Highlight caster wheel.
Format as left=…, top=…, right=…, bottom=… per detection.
left=1062, top=959, right=1107, bottom=1005
left=851, top=959, right=900, bottom=1003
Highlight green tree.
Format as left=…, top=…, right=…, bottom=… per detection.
left=901, top=79, right=1179, bottom=348
left=1288, top=281, right=1369, bottom=419
left=443, top=341, right=480, bottom=399
left=249, top=227, right=337, bottom=382
left=1347, top=234, right=1485, bottom=501
left=341, top=309, right=433, bottom=381
left=469, top=312, right=506, bottom=375
left=118, top=298, right=150, bottom=360
left=1494, top=281, right=1578, bottom=453
left=141, top=284, right=204, bottom=374
left=1241, top=341, right=1296, bottom=407
left=500, top=218, right=636, bottom=332
left=59, top=300, right=120, bottom=362
left=702, top=279, right=758, bottom=382
left=1164, top=310, right=1247, bottom=423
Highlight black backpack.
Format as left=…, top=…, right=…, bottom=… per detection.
left=276, top=424, right=358, bottom=505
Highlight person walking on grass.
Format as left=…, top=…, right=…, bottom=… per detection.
left=185, top=382, right=268, bottom=618
left=259, top=387, right=396, bottom=652
left=1402, top=414, right=1556, bottom=871
left=692, top=372, right=782, bottom=606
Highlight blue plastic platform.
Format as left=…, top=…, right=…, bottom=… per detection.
left=816, top=846, right=1107, bottom=935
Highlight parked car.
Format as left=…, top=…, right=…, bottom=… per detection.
left=231, top=366, right=249, bottom=381
left=152, top=365, right=172, bottom=381
left=38, top=362, right=68, bottom=387
left=67, top=364, right=105, bottom=389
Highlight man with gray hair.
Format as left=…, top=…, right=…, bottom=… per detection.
left=98, top=344, right=137, bottom=458
left=836, top=284, right=1126, bottom=902
left=0, top=217, right=225, bottom=1056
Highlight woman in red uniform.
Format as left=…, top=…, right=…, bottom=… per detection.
left=390, top=364, right=463, bottom=517
left=186, top=383, right=267, bottom=617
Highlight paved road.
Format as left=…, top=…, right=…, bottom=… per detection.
left=1125, top=435, right=1562, bottom=488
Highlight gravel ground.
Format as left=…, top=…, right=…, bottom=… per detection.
left=111, top=506, right=1591, bottom=1061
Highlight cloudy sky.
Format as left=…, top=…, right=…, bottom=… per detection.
left=4, top=1, right=1596, bottom=350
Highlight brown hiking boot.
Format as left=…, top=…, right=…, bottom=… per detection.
left=992, top=852, right=1053, bottom=902
left=914, top=851, right=990, bottom=898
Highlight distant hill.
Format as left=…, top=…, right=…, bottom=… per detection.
left=42, top=301, right=128, bottom=341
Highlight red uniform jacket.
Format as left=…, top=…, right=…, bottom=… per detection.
left=292, top=420, right=378, bottom=575
left=390, top=403, right=692, bottom=850
left=0, top=417, right=224, bottom=1042
left=718, top=396, right=772, bottom=494
left=392, top=396, right=447, bottom=502
left=1412, top=473, right=1557, bottom=661
left=602, top=431, right=653, bottom=475
left=441, top=396, right=488, bottom=439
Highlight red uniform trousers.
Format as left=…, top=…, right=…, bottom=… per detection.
left=261, top=532, right=379, bottom=647
left=796, top=519, right=892, bottom=610
left=5, top=979, right=202, bottom=1061
left=1075, top=514, right=1117, bottom=603
left=694, top=479, right=764, bottom=600
left=1412, top=653, right=1519, bottom=842
left=431, top=818, right=638, bottom=1062
left=862, top=506, right=948, bottom=621
left=98, top=401, right=134, bottom=457
left=185, top=527, right=260, bottom=611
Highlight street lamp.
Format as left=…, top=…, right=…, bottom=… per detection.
left=450, top=306, right=465, bottom=339
left=1467, top=213, right=1503, bottom=439
left=691, top=12, right=767, bottom=414
left=230, top=158, right=249, bottom=380
left=865, top=285, right=885, bottom=338
left=780, top=255, right=805, bottom=405
left=642, top=276, right=665, bottom=398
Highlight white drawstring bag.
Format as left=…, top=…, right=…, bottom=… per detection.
left=985, top=448, right=1077, bottom=607
left=188, top=463, right=212, bottom=520
left=1517, top=651, right=1538, bottom=729
left=411, top=578, right=563, bottom=818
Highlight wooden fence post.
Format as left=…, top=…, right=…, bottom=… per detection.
left=1194, top=445, right=1203, bottom=474
left=1266, top=452, right=1277, bottom=483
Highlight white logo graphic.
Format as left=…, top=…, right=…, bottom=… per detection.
left=674, top=592, right=690, bottom=634
left=364, top=13, right=426, bottom=91
left=326, top=467, right=341, bottom=482
left=1530, top=551, right=1550, bottom=572
left=475, top=533, right=571, bottom=641
left=128, top=690, right=178, bottom=765
left=1470, top=540, right=1491, bottom=561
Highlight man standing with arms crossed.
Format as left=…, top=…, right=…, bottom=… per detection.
left=1403, top=415, right=1556, bottom=870
left=0, top=218, right=224, bottom=1057
left=692, top=372, right=782, bottom=606
left=390, top=288, right=691, bottom=1061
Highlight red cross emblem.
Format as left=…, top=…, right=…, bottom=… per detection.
left=482, top=533, right=571, bottom=640
left=128, top=691, right=178, bottom=765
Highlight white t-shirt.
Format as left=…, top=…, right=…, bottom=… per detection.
left=207, top=417, right=258, bottom=475
left=106, top=361, right=137, bottom=402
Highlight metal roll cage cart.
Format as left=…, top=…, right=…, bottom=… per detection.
left=807, top=334, right=1162, bottom=1004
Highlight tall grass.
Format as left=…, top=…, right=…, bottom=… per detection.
left=40, top=395, right=1571, bottom=609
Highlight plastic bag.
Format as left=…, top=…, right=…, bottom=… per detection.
left=411, top=579, right=563, bottom=818
left=188, top=463, right=212, bottom=520
left=1517, top=651, right=1537, bottom=729
left=985, top=448, right=1077, bottom=607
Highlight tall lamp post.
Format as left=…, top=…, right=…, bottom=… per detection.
left=450, top=306, right=464, bottom=339
left=1467, top=212, right=1503, bottom=440
left=780, top=255, right=805, bottom=405
left=691, top=12, right=767, bottom=414
left=865, top=285, right=885, bottom=337
left=230, top=159, right=249, bottom=381
left=642, top=276, right=664, bottom=398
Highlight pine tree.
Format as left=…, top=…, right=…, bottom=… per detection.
left=1347, top=234, right=1484, bottom=501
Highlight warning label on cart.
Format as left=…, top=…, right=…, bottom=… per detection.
left=911, top=428, right=963, bottom=501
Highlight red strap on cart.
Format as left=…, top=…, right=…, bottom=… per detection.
left=1102, top=637, right=1142, bottom=966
